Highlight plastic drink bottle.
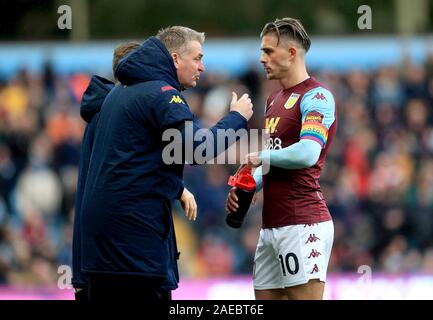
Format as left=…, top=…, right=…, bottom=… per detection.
left=226, top=166, right=256, bottom=228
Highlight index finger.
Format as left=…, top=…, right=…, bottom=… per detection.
left=229, top=188, right=239, bottom=202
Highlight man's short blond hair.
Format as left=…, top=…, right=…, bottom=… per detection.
left=156, top=26, right=205, bottom=55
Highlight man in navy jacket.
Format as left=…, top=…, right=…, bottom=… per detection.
left=80, top=26, right=253, bottom=300
left=73, top=41, right=198, bottom=300
left=72, top=42, right=140, bottom=300
left=72, top=74, right=114, bottom=300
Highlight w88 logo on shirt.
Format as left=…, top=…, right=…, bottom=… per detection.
left=265, top=137, right=282, bottom=150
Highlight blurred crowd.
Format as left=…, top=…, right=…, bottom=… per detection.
left=1, top=51, right=433, bottom=288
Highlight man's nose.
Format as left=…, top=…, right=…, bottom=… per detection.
left=198, top=62, right=205, bottom=72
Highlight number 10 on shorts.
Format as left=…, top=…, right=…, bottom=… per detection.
left=278, top=253, right=299, bottom=276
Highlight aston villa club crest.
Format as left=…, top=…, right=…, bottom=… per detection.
left=284, top=93, right=300, bottom=109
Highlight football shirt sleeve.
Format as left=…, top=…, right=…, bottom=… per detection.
left=299, top=87, right=335, bottom=149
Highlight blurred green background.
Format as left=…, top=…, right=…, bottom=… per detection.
left=1, top=0, right=432, bottom=41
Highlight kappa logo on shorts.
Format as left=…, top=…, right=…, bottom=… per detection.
left=308, top=249, right=322, bottom=258
left=310, top=264, right=319, bottom=274
left=303, top=223, right=319, bottom=228
left=305, top=234, right=320, bottom=243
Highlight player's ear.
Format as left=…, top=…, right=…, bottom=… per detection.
left=171, top=53, right=180, bottom=69
left=288, top=47, right=297, bottom=59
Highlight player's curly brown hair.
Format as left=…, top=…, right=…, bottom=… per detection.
left=261, top=17, right=311, bottom=52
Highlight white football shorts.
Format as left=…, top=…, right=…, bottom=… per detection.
left=253, top=220, right=334, bottom=290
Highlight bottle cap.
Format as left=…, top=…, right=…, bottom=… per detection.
left=228, top=166, right=256, bottom=191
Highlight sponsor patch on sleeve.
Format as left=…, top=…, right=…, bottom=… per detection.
left=161, top=85, right=175, bottom=92
left=304, top=111, right=324, bottom=124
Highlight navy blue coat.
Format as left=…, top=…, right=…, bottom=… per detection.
left=72, top=75, right=114, bottom=288
left=80, top=37, right=247, bottom=289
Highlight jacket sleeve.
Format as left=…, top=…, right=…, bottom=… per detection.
left=179, top=111, right=248, bottom=165
left=154, top=88, right=248, bottom=165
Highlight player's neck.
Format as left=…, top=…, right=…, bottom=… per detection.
left=279, top=64, right=309, bottom=90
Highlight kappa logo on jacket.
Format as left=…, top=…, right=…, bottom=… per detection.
left=170, top=95, right=185, bottom=104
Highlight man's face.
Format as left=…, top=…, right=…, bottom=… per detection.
left=173, top=40, right=205, bottom=88
left=260, top=34, right=295, bottom=80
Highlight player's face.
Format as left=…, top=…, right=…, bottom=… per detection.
left=173, top=40, right=205, bottom=88
left=260, top=34, right=295, bottom=80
